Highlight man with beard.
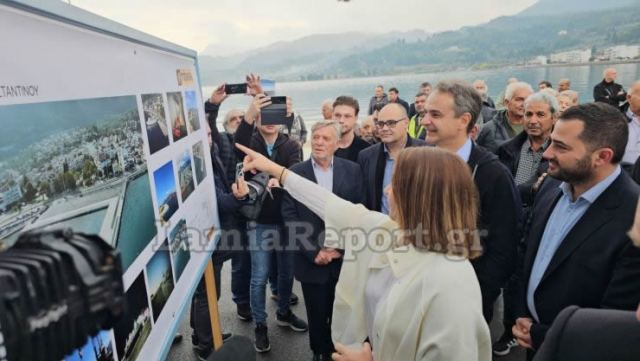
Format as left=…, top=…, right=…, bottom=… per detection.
left=513, top=103, right=640, bottom=358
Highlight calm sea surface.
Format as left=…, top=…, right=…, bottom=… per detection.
left=203, top=62, right=640, bottom=127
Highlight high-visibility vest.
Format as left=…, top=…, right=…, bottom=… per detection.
left=408, top=114, right=426, bottom=139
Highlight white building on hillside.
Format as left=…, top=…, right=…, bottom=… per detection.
left=549, top=48, right=592, bottom=64
left=603, top=45, right=640, bottom=60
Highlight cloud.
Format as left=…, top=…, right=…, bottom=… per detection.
left=70, top=0, right=537, bottom=53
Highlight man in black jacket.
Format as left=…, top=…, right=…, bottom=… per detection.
left=357, top=103, right=426, bottom=213
left=422, top=80, right=522, bottom=323
left=203, top=85, right=253, bottom=322
left=388, top=87, right=410, bottom=115
left=512, top=103, right=640, bottom=358
left=282, top=121, right=364, bottom=361
left=333, top=96, right=371, bottom=163
left=594, top=68, right=627, bottom=108
left=235, top=92, right=307, bottom=353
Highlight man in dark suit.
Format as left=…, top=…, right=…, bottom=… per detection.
left=282, top=120, right=364, bottom=361
left=421, top=80, right=522, bottom=325
left=532, top=306, right=640, bottom=361
left=513, top=103, right=640, bottom=358
left=357, top=103, right=426, bottom=213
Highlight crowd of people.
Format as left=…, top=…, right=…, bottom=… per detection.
left=192, top=69, right=640, bottom=361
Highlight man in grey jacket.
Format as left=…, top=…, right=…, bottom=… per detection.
left=367, top=84, right=388, bottom=115
left=477, top=81, right=533, bottom=153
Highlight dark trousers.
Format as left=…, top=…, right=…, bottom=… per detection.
left=301, top=277, right=338, bottom=355
left=191, top=256, right=224, bottom=349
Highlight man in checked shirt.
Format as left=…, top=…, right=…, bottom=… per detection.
left=493, top=91, right=558, bottom=356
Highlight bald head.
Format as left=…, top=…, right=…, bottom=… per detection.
left=604, top=68, right=618, bottom=82
left=376, top=103, right=409, bottom=144
left=558, top=78, right=571, bottom=92
left=627, top=81, right=640, bottom=115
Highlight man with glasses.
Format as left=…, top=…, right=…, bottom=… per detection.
left=357, top=103, right=426, bottom=213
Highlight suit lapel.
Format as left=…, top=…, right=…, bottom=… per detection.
left=332, top=158, right=346, bottom=197
left=301, top=160, right=317, bottom=183
left=539, top=175, right=624, bottom=283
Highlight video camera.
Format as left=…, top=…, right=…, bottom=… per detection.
left=0, top=229, right=125, bottom=361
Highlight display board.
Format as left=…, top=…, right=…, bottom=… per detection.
left=0, top=1, right=220, bottom=360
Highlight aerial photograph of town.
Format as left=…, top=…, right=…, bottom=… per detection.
left=141, top=93, right=170, bottom=155
left=0, top=96, right=157, bottom=274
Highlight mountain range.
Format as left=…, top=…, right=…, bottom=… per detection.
left=198, top=0, right=640, bottom=85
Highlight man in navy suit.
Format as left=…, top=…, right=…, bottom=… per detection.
left=282, top=120, right=364, bottom=361
left=513, top=103, right=640, bottom=358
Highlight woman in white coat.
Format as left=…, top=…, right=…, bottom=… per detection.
left=236, top=143, right=491, bottom=361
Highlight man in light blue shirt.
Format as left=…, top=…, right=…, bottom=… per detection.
left=513, top=103, right=640, bottom=355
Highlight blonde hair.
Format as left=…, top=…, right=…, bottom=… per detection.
left=392, top=147, right=481, bottom=259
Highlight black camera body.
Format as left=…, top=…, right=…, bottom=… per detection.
left=0, top=229, right=125, bottom=361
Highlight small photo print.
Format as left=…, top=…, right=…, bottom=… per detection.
left=185, top=90, right=200, bottom=133
left=153, top=161, right=179, bottom=224
left=145, top=239, right=175, bottom=322
left=176, top=149, right=195, bottom=202
left=141, top=94, right=169, bottom=154
left=167, top=92, right=187, bottom=142
left=113, top=273, right=152, bottom=361
left=65, top=330, right=114, bottom=361
left=192, top=141, right=206, bottom=185
left=169, top=219, right=191, bottom=282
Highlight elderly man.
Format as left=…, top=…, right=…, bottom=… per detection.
left=282, top=121, right=364, bottom=361
left=622, top=81, right=640, bottom=168
left=558, top=79, right=571, bottom=92
left=498, top=92, right=558, bottom=190
left=594, top=68, right=627, bottom=107
left=513, top=103, right=640, bottom=359
left=474, top=79, right=497, bottom=123
left=367, top=85, right=388, bottom=115
left=358, top=103, right=426, bottom=213
left=321, top=99, right=333, bottom=120
left=493, top=92, right=558, bottom=356
left=421, top=80, right=521, bottom=324
left=477, top=81, right=534, bottom=153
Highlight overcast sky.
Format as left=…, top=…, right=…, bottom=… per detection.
left=70, top=0, right=537, bottom=55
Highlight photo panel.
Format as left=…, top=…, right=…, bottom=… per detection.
left=168, top=218, right=191, bottom=283
left=145, top=239, right=174, bottom=322
left=0, top=95, right=145, bottom=248
left=175, top=149, right=195, bottom=203
left=141, top=94, right=169, bottom=155
left=167, top=92, right=187, bottom=142
left=191, top=141, right=206, bottom=186
left=64, top=330, right=114, bottom=361
left=113, top=272, right=152, bottom=361
left=184, top=90, right=200, bottom=133
left=152, top=161, right=178, bottom=225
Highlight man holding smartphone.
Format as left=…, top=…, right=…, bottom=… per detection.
left=234, top=77, right=307, bottom=353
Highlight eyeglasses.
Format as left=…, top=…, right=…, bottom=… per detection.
left=374, top=118, right=406, bottom=129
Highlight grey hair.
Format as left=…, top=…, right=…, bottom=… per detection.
left=524, top=92, right=560, bottom=115
left=434, top=80, right=482, bottom=130
left=505, top=81, right=534, bottom=101
left=223, top=109, right=244, bottom=130
left=321, top=99, right=333, bottom=109
left=311, top=120, right=341, bottom=139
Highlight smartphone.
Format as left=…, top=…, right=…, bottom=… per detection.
left=235, top=162, right=244, bottom=179
left=260, top=96, right=288, bottom=125
left=225, top=83, right=247, bottom=95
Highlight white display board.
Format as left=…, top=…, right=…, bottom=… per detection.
left=0, top=1, right=220, bottom=360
